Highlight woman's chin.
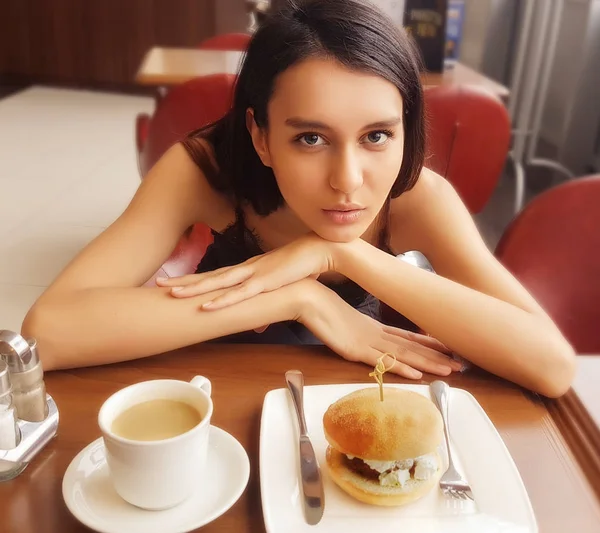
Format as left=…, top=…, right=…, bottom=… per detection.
left=313, top=224, right=366, bottom=243
left=299, top=210, right=375, bottom=242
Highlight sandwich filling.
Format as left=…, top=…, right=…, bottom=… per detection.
left=345, top=453, right=438, bottom=487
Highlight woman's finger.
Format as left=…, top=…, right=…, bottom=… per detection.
left=171, top=266, right=254, bottom=297
left=201, top=280, right=264, bottom=309
left=386, top=343, right=454, bottom=376
left=156, top=265, right=232, bottom=287
left=381, top=352, right=423, bottom=380
left=382, top=325, right=451, bottom=352
left=381, top=330, right=453, bottom=365
left=382, top=325, right=452, bottom=355
left=377, top=335, right=455, bottom=375
left=156, top=255, right=264, bottom=288
left=352, top=347, right=422, bottom=380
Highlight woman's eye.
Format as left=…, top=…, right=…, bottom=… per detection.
left=365, top=131, right=391, bottom=144
left=298, top=134, right=325, bottom=146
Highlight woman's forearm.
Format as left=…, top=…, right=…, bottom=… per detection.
left=333, top=239, right=575, bottom=397
left=22, top=282, right=306, bottom=371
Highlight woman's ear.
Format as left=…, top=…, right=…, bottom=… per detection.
left=246, top=108, right=272, bottom=167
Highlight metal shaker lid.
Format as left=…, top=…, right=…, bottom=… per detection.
left=0, top=330, right=39, bottom=373
left=0, top=359, right=12, bottom=395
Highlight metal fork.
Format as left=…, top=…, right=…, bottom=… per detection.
left=430, top=380, right=475, bottom=501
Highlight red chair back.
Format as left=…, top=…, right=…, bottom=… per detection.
left=198, top=33, right=251, bottom=51
left=495, top=175, right=600, bottom=353
left=423, top=85, right=511, bottom=214
left=138, top=73, right=237, bottom=177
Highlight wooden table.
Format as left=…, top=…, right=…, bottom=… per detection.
left=135, top=47, right=510, bottom=100
left=421, top=62, right=510, bottom=99
left=548, top=356, right=600, bottom=500
left=1, top=344, right=598, bottom=533
left=135, top=48, right=245, bottom=86
left=573, top=356, right=600, bottom=429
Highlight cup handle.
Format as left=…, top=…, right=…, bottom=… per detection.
left=190, top=375, right=212, bottom=397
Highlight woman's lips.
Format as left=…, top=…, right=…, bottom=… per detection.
left=321, top=208, right=365, bottom=224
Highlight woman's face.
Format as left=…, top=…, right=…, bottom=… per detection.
left=249, top=57, right=405, bottom=242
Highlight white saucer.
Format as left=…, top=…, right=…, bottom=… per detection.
left=62, top=425, right=250, bottom=533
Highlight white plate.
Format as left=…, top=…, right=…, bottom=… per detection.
left=259, top=383, right=537, bottom=533
left=62, top=425, right=250, bottom=533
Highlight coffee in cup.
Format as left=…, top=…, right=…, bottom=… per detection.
left=111, top=399, right=203, bottom=441
left=98, top=376, right=213, bottom=510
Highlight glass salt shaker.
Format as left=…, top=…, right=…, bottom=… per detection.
left=4, top=338, right=47, bottom=423
left=0, top=359, right=25, bottom=481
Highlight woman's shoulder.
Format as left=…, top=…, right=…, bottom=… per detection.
left=395, top=166, right=450, bottom=204
left=149, top=142, right=235, bottom=231
left=390, top=168, right=458, bottom=220
left=388, top=167, right=463, bottom=252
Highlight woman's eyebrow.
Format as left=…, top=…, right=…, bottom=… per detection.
left=284, top=116, right=402, bottom=131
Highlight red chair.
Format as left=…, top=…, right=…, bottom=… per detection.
left=495, top=175, right=600, bottom=354
left=423, top=85, right=511, bottom=214
left=136, top=73, right=236, bottom=177
left=197, top=33, right=251, bottom=51
left=135, top=74, right=237, bottom=284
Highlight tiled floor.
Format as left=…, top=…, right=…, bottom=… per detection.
left=0, top=86, right=154, bottom=332
left=0, top=85, right=535, bottom=335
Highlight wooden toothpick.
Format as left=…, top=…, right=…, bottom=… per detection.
left=368, top=353, right=397, bottom=401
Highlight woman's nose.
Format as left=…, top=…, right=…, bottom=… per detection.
left=328, top=147, right=363, bottom=195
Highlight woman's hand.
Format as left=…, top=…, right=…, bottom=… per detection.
left=156, top=233, right=334, bottom=309
left=298, top=283, right=462, bottom=379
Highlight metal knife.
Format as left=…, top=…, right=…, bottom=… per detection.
left=285, top=370, right=325, bottom=525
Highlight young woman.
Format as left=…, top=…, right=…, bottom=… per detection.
left=22, top=0, right=575, bottom=397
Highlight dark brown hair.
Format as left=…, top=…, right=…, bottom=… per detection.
left=182, top=0, right=425, bottom=217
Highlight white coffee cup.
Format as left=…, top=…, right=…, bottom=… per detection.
left=98, top=375, right=212, bottom=510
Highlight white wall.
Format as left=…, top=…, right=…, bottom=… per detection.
left=458, top=0, right=518, bottom=85
left=459, top=0, right=600, bottom=174
left=553, top=0, right=600, bottom=173
left=540, top=0, right=592, bottom=149
left=459, top=0, right=493, bottom=70
left=368, top=0, right=406, bottom=23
